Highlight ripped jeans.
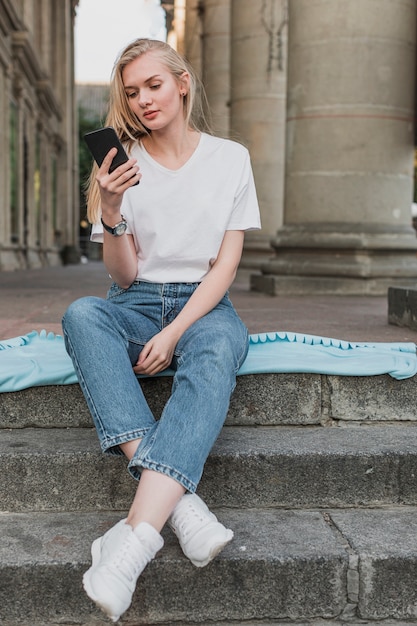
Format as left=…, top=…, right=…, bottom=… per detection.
left=62, top=280, right=249, bottom=492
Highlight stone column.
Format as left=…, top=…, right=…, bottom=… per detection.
left=0, top=65, right=23, bottom=270
left=253, top=0, right=417, bottom=295
left=0, top=68, right=9, bottom=265
left=184, top=0, right=203, bottom=76
left=60, top=0, right=80, bottom=264
left=230, top=0, right=288, bottom=273
left=24, top=105, right=41, bottom=268
left=200, top=0, right=231, bottom=137
left=169, top=0, right=186, bottom=53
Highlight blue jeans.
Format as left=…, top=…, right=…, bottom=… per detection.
left=62, top=281, right=249, bottom=493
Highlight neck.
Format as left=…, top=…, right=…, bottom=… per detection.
left=141, top=127, right=201, bottom=170
left=143, top=126, right=198, bottom=158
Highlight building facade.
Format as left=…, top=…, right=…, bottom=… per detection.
left=2, top=0, right=416, bottom=296
left=0, top=0, right=79, bottom=271
left=174, top=0, right=417, bottom=295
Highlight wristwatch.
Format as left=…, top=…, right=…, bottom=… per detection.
left=101, top=216, right=128, bottom=236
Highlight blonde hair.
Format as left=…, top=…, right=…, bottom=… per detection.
left=86, top=38, right=212, bottom=223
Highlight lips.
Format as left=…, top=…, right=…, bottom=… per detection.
left=143, top=110, right=158, bottom=120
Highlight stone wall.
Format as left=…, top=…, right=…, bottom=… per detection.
left=0, top=0, right=80, bottom=270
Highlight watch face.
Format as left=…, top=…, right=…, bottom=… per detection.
left=114, top=222, right=127, bottom=236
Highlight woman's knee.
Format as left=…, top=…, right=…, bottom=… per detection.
left=62, top=296, right=106, bottom=331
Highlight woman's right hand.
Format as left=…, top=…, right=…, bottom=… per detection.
left=96, top=148, right=141, bottom=288
left=96, top=148, right=141, bottom=214
left=133, top=325, right=181, bottom=376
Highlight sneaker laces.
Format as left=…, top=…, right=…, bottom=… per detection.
left=173, top=500, right=213, bottom=540
left=110, top=535, right=149, bottom=583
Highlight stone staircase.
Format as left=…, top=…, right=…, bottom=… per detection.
left=1, top=371, right=417, bottom=625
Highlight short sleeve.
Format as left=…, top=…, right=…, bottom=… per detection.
left=90, top=221, right=104, bottom=243
left=226, top=151, right=261, bottom=231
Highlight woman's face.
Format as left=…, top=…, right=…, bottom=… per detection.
left=122, top=52, right=187, bottom=132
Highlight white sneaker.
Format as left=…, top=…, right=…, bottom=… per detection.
left=168, top=493, right=233, bottom=567
left=83, top=519, right=163, bottom=622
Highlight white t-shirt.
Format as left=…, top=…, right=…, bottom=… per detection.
left=91, top=132, right=261, bottom=283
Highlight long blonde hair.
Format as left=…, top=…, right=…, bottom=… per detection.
left=86, top=38, right=212, bottom=223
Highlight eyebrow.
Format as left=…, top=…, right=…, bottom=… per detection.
left=124, top=74, right=163, bottom=90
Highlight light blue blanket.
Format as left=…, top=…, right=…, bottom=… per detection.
left=0, top=329, right=416, bottom=393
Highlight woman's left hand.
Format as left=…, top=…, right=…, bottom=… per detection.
left=133, top=327, right=179, bottom=376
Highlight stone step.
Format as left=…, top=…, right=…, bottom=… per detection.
left=1, top=507, right=417, bottom=625
left=2, top=425, right=417, bottom=512
left=1, top=371, right=417, bottom=429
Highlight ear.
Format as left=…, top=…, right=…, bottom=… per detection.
left=179, top=71, right=190, bottom=96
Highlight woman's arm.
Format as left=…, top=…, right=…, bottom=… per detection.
left=101, top=231, right=137, bottom=289
left=169, top=229, right=245, bottom=336
left=134, top=229, right=245, bottom=375
left=96, top=148, right=140, bottom=288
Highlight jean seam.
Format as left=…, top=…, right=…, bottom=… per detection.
left=63, top=327, right=109, bottom=444
left=102, top=427, right=153, bottom=454
left=128, top=424, right=198, bottom=490
left=129, top=457, right=197, bottom=492
left=234, top=328, right=250, bottom=374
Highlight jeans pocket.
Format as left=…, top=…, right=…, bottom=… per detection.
left=107, top=282, right=130, bottom=299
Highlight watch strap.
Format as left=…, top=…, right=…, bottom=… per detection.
left=101, top=216, right=127, bottom=236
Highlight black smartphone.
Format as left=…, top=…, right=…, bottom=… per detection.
left=84, top=126, right=139, bottom=184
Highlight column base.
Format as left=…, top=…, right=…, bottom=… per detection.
left=252, top=223, right=417, bottom=296
left=239, top=231, right=274, bottom=271
left=26, top=248, right=44, bottom=269
left=0, top=246, right=80, bottom=271
left=251, top=273, right=417, bottom=296
left=0, top=247, right=25, bottom=271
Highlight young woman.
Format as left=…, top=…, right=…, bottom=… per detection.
left=63, top=38, right=260, bottom=622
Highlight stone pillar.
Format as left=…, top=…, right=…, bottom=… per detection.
left=253, top=0, right=417, bottom=295
left=200, top=0, right=231, bottom=137
left=0, top=67, right=9, bottom=267
left=230, top=0, right=288, bottom=273
left=60, top=0, right=81, bottom=264
left=169, top=0, right=186, bottom=53
left=184, top=0, right=203, bottom=76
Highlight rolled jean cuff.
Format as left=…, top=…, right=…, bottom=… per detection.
left=101, top=426, right=153, bottom=456
left=128, top=457, right=197, bottom=492
left=128, top=427, right=198, bottom=492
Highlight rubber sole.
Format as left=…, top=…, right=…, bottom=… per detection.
left=187, top=529, right=234, bottom=567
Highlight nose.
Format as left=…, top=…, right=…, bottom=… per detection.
left=138, top=89, right=152, bottom=108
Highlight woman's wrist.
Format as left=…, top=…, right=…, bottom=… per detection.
left=100, top=207, right=124, bottom=225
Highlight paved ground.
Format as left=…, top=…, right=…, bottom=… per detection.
left=1, top=260, right=417, bottom=344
